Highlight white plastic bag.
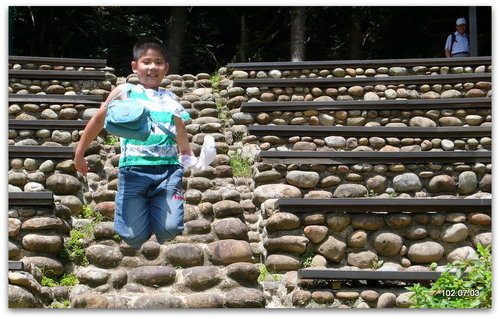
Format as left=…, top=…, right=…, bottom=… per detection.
left=178, top=135, right=216, bottom=170
left=194, top=135, right=216, bottom=170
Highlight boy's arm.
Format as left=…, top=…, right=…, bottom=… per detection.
left=74, top=84, right=127, bottom=175
left=174, top=116, right=194, bottom=156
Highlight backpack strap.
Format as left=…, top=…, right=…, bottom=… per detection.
left=450, top=33, right=456, bottom=53
left=106, top=83, right=135, bottom=107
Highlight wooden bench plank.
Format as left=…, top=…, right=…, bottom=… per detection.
left=9, top=94, right=104, bottom=104
left=276, top=198, right=491, bottom=213
left=258, top=150, right=491, bottom=164
left=9, top=56, right=107, bottom=68
left=234, top=73, right=491, bottom=88
left=249, top=125, right=491, bottom=138
left=8, top=261, right=25, bottom=271
left=240, top=98, right=491, bottom=112
left=8, top=191, right=55, bottom=206
left=9, top=69, right=106, bottom=80
left=228, top=56, right=492, bottom=70
left=9, top=119, right=89, bottom=130
left=298, top=269, right=443, bottom=281
left=9, top=146, right=74, bottom=158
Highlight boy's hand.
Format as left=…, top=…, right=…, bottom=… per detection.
left=74, top=154, right=89, bottom=176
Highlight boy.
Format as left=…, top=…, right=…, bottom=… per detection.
left=445, top=18, right=470, bottom=58
left=74, top=38, right=194, bottom=249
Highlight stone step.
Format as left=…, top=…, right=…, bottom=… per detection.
left=249, top=125, right=491, bottom=138
left=241, top=97, right=491, bottom=112
left=9, top=55, right=107, bottom=68
left=258, top=150, right=491, bottom=164
left=9, top=69, right=106, bottom=80
left=234, top=73, right=491, bottom=88
left=9, top=145, right=75, bottom=159
left=276, top=198, right=491, bottom=213
left=298, top=268, right=443, bottom=281
left=227, top=56, right=492, bottom=70
left=9, top=94, right=104, bottom=105
left=8, top=191, right=55, bottom=206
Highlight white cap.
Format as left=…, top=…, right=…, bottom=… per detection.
left=456, top=18, right=467, bottom=25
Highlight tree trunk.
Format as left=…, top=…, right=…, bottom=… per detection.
left=290, top=7, right=306, bottom=61
left=238, top=13, right=247, bottom=62
left=345, top=7, right=363, bottom=59
left=166, top=7, right=187, bottom=74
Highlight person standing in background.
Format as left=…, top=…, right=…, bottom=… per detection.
left=445, top=18, right=470, bottom=57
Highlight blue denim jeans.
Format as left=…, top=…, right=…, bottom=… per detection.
left=114, top=164, right=185, bottom=249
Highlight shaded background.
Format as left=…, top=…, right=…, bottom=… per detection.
left=9, top=6, right=492, bottom=75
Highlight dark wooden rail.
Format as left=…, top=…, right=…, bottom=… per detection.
left=8, top=191, right=55, bottom=206
left=9, top=119, right=89, bottom=130
left=276, top=198, right=491, bottom=213
left=9, top=56, right=107, bottom=68
left=240, top=98, right=491, bottom=112
left=9, top=70, right=106, bottom=80
left=8, top=261, right=25, bottom=271
left=249, top=125, right=491, bottom=138
left=228, top=56, right=492, bottom=71
left=9, top=146, right=74, bottom=159
left=9, top=94, right=104, bottom=105
left=298, top=269, right=444, bottom=281
left=258, top=150, right=491, bottom=165
left=234, top=73, right=491, bottom=88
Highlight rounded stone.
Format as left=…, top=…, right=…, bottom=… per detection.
left=407, top=241, right=444, bottom=263
left=85, top=245, right=123, bottom=268
left=347, top=251, right=378, bottom=268
left=372, top=233, right=403, bottom=257
left=393, top=173, right=422, bottom=192
left=441, top=223, right=469, bottom=243
left=253, top=184, right=302, bottom=205
left=129, top=266, right=176, bottom=287
left=286, top=171, right=320, bottom=188
left=207, top=239, right=253, bottom=264
left=165, top=243, right=204, bottom=267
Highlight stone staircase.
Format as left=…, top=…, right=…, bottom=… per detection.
left=8, top=55, right=492, bottom=308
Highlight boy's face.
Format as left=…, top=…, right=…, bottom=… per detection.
left=131, top=48, right=169, bottom=90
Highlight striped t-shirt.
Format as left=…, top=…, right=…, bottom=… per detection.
left=118, top=84, right=190, bottom=167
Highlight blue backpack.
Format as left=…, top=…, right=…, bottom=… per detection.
left=104, top=84, right=175, bottom=141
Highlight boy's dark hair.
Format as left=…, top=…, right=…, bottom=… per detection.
left=133, top=38, right=168, bottom=62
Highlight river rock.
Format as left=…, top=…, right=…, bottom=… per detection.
left=407, top=241, right=444, bottom=263
left=441, top=223, right=469, bottom=243
left=213, top=218, right=248, bottom=239
left=253, top=184, right=302, bottom=205
left=85, top=245, right=123, bottom=268
left=347, top=251, right=378, bottom=268
left=185, top=293, right=225, bottom=308
left=207, top=239, right=253, bottom=264
left=333, top=183, right=367, bottom=197
left=213, top=200, right=244, bottom=217
left=266, top=212, right=301, bottom=232
left=317, top=236, right=346, bottom=262
left=428, top=174, right=457, bottom=193
left=372, top=232, right=403, bottom=257
left=351, top=214, right=385, bottom=230
left=393, top=173, right=422, bottom=192
left=182, top=266, right=221, bottom=291
left=265, top=254, right=302, bottom=271
left=286, top=171, right=320, bottom=188
left=225, top=288, right=265, bottom=308
left=165, top=243, right=204, bottom=267
left=447, top=246, right=477, bottom=263
left=458, top=171, right=477, bottom=194
left=133, top=294, right=185, bottom=308
left=22, top=234, right=62, bottom=254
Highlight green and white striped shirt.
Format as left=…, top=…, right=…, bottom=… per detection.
left=118, top=84, right=190, bottom=167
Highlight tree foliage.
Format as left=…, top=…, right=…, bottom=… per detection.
left=9, top=6, right=491, bottom=75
